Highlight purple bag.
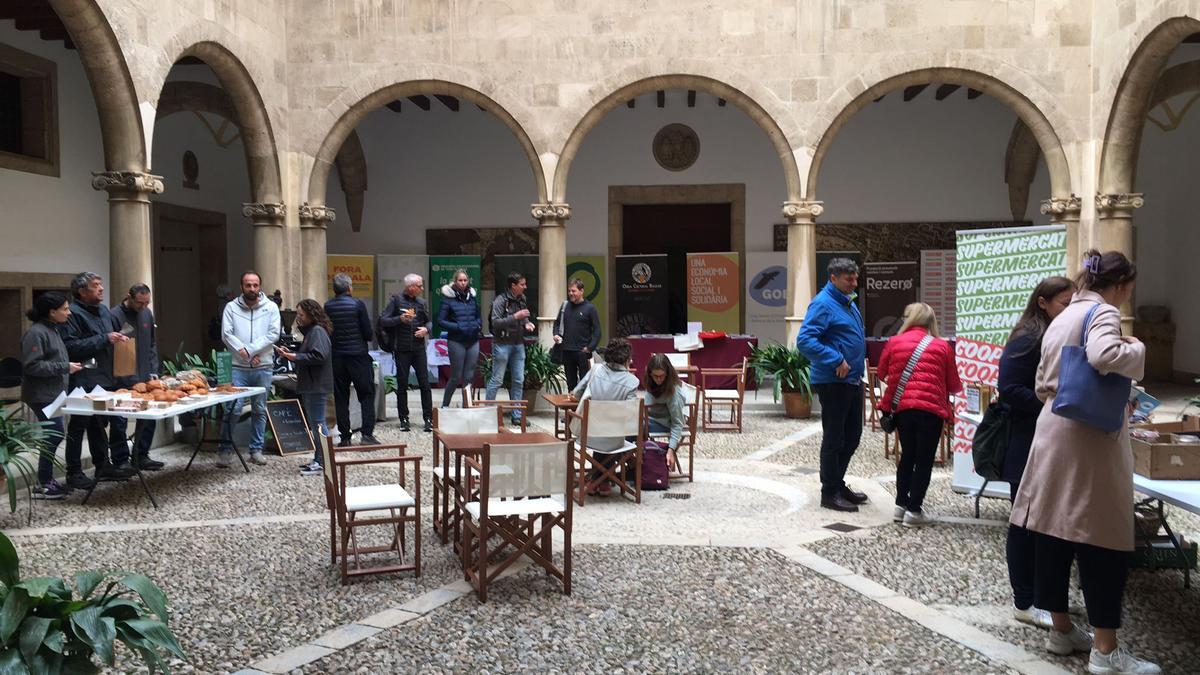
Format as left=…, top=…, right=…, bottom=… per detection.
left=641, top=440, right=670, bottom=491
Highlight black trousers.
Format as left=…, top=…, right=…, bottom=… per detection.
left=394, top=348, right=432, bottom=421
left=64, top=414, right=111, bottom=475
left=1034, top=531, right=1128, bottom=629
left=332, top=353, right=376, bottom=437
left=813, top=383, right=863, bottom=497
left=108, top=417, right=157, bottom=461
left=1007, top=479, right=1036, bottom=610
left=893, top=409, right=943, bottom=513
left=562, top=350, right=591, bottom=392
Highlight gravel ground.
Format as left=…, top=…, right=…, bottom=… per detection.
left=810, top=522, right=1200, bottom=674
left=309, top=545, right=1013, bottom=674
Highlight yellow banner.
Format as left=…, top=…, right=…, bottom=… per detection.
left=687, top=252, right=740, bottom=333
left=327, top=255, right=375, bottom=306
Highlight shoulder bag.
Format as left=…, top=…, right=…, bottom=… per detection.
left=971, top=401, right=1010, bottom=481
left=879, top=335, right=934, bottom=433
left=1051, top=304, right=1131, bottom=433
left=548, top=301, right=568, bottom=365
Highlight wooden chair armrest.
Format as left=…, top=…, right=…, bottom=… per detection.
left=339, top=443, right=409, bottom=453
left=463, top=456, right=484, bottom=473
left=336, top=455, right=422, bottom=467
left=564, top=409, right=584, bottom=422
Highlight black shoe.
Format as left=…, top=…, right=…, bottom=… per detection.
left=101, top=462, right=137, bottom=479
left=66, top=472, right=95, bottom=491
left=399, top=417, right=411, bottom=432
left=337, top=439, right=353, bottom=448
left=840, top=486, right=869, bottom=505
left=359, top=434, right=381, bottom=446
left=422, top=419, right=433, bottom=433
left=820, top=495, right=860, bottom=512
left=135, top=456, right=165, bottom=471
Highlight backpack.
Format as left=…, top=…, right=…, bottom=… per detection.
left=971, top=401, right=1010, bottom=481
left=375, top=298, right=397, bottom=352
left=641, top=439, right=670, bottom=491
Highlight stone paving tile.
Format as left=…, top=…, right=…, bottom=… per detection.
left=306, top=545, right=1012, bottom=674
left=311, top=623, right=382, bottom=649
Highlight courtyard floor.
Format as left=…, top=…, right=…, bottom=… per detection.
left=3, top=393, right=1197, bottom=674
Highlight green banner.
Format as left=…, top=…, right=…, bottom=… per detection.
left=215, top=351, right=233, bottom=385
left=429, top=256, right=481, bottom=339
left=567, top=255, right=606, bottom=342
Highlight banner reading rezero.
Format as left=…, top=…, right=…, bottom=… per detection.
left=951, top=225, right=1066, bottom=496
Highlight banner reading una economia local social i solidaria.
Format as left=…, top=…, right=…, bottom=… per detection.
left=951, top=225, right=1066, bottom=496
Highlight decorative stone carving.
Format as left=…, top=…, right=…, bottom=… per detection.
left=782, top=200, right=824, bottom=220
left=91, top=170, right=164, bottom=194
left=1039, top=194, right=1082, bottom=218
left=652, top=123, right=700, bottom=171
left=1095, top=192, right=1145, bottom=213
left=242, top=202, right=287, bottom=220
left=298, top=202, right=336, bottom=225
left=531, top=203, right=571, bottom=221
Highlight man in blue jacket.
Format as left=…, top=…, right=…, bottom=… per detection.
left=796, top=258, right=868, bottom=512
left=325, top=272, right=379, bottom=445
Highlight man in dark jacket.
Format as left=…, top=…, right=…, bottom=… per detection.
left=324, top=272, right=378, bottom=446
left=553, top=278, right=601, bottom=391
left=61, top=272, right=134, bottom=484
left=108, top=284, right=163, bottom=471
left=379, top=273, right=432, bottom=432
left=486, top=271, right=535, bottom=425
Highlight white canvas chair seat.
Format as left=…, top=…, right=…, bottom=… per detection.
left=586, top=440, right=638, bottom=455
left=465, top=496, right=565, bottom=519
left=700, top=358, right=747, bottom=433
left=432, top=465, right=480, bottom=480
left=704, top=390, right=740, bottom=400
left=566, top=398, right=646, bottom=506
left=345, top=484, right=415, bottom=512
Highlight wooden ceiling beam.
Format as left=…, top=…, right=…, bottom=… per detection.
left=717, top=98, right=726, bottom=107
left=627, top=99, right=635, bottom=109
left=434, top=94, right=459, bottom=111
left=656, top=90, right=665, bottom=108
left=935, top=84, right=960, bottom=100
left=407, top=95, right=431, bottom=111
left=902, top=84, right=929, bottom=101
left=385, top=100, right=403, bottom=113
left=967, top=88, right=983, bottom=99
left=687, top=90, right=696, bottom=107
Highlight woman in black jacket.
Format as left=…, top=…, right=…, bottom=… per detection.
left=21, top=292, right=82, bottom=499
left=436, top=269, right=482, bottom=407
left=999, top=275, right=1073, bottom=629
left=276, top=299, right=334, bottom=475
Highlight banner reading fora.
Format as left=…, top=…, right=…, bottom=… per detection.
left=328, top=254, right=375, bottom=316
left=686, top=252, right=740, bottom=333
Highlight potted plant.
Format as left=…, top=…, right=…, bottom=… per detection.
left=0, top=408, right=52, bottom=522
left=748, top=342, right=813, bottom=418
left=0, top=531, right=186, bottom=673
left=478, top=343, right=565, bottom=413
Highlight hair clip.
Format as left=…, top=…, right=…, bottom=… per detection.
left=1083, top=254, right=1101, bottom=274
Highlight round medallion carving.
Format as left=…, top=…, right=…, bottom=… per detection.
left=652, top=123, right=700, bottom=172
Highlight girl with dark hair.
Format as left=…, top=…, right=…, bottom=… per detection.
left=999, top=275, right=1074, bottom=630
left=21, top=291, right=82, bottom=499
left=1012, top=251, right=1158, bottom=673
left=642, top=354, right=686, bottom=471
left=276, top=299, right=334, bottom=474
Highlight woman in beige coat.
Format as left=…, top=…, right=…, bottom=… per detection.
left=1010, top=250, right=1157, bottom=675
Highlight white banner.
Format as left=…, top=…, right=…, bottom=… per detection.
left=745, top=252, right=787, bottom=345
left=921, top=250, right=956, bottom=339
left=376, top=255, right=429, bottom=316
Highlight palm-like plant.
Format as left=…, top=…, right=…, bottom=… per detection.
left=748, top=342, right=813, bottom=403
left=478, top=343, right=566, bottom=395
left=0, top=408, right=53, bottom=520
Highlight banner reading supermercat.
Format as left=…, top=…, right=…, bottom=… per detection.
left=951, top=225, right=1066, bottom=495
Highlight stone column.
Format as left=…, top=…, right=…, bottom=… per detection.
left=298, top=203, right=336, bottom=303
left=532, top=203, right=570, bottom=347
left=782, top=200, right=822, bottom=346
left=242, top=202, right=287, bottom=303
left=1094, top=192, right=1143, bottom=335
left=1040, top=194, right=1083, bottom=275
left=92, top=171, right=164, bottom=300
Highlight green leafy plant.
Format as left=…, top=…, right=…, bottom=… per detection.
left=748, top=342, right=813, bottom=403
left=479, top=343, right=566, bottom=395
left=1181, top=378, right=1200, bottom=419
left=160, top=347, right=217, bottom=378
left=0, top=408, right=54, bottom=519
left=383, top=375, right=398, bottom=396
left=0, top=531, right=186, bottom=673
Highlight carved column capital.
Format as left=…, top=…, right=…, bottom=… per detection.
left=782, top=200, right=823, bottom=221
left=243, top=202, right=287, bottom=225
left=91, top=170, right=164, bottom=197
left=531, top=202, right=571, bottom=223
left=298, top=202, right=336, bottom=228
left=1039, top=194, right=1082, bottom=220
left=1094, top=192, right=1144, bottom=217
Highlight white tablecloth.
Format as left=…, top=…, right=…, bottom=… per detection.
left=1133, top=474, right=1200, bottom=516
left=56, top=387, right=267, bottom=421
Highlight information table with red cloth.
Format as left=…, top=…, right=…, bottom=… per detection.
left=627, top=335, right=758, bottom=389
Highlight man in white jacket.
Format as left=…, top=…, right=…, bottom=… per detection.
left=219, top=271, right=281, bottom=467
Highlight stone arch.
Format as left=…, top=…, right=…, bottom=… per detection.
left=159, top=41, right=283, bottom=203
left=806, top=66, right=1073, bottom=200
left=1099, top=16, right=1200, bottom=194
left=553, top=72, right=802, bottom=203
left=47, top=0, right=146, bottom=170
left=307, top=80, right=545, bottom=205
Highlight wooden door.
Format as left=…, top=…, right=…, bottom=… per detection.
left=152, top=204, right=227, bottom=363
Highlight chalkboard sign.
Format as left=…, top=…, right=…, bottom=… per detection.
left=265, top=399, right=316, bottom=457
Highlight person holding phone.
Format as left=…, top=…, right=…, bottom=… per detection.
left=486, top=271, right=536, bottom=426
left=276, top=299, right=334, bottom=475
left=21, top=292, right=83, bottom=499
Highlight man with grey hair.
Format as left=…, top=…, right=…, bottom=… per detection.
left=325, top=271, right=378, bottom=446
left=796, top=257, right=868, bottom=513
left=379, top=273, right=432, bottom=432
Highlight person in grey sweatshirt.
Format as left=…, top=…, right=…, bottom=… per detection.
left=21, top=292, right=83, bottom=499
left=570, top=337, right=640, bottom=496
left=219, top=271, right=281, bottom=467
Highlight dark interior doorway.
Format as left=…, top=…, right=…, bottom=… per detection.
left=152, top=203, right=228, bottom=361
left=622, top=203, right=731, bottom=334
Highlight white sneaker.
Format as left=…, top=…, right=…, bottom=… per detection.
left=1088, top=646, right=1162, bottom=674
left=1046, top=624, right=1093, bottom=655
left=902, top=510, right=934, bottom=527
left=1013, top=605, right=1054, bottom=629
left=893, top=505, right=905, bottom=522
left=249, top=452, right=267, bottom=466
left=216, top=452, right=233, bottom=468
left=299, top=462, right=323, bottom=476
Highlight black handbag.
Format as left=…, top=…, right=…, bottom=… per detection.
left=972, top=401, right=1011, bottom=481
left=549, top=301, right=567, bottom=365
left=879, top=335, right=934, bottom=434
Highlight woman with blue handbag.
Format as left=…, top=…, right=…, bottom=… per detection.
left=1011, top=250, right=1157, bottom=674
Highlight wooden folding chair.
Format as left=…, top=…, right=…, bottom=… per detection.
left=461, top=440, right=573, bottom=602
left=469, top=386, right=529, bottom=432
left=647, top=382, right=699, bottom=483
left=320, top=434, right=421, bottom=585
left=864, top=366, right=884, bottom=431
left=700, top=357, right=747, bottom=432
left=431, top=406, right=501, bottom=544
left=565, top=398, right=646, bottom=505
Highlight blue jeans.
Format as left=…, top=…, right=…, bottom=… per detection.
left=485, top=343, right=525, bottom=419
left=32, top=403, right=65, bottom=484
left=300, top=392, right=328, bottom=465
left=220, top=367, right=273, bottom=453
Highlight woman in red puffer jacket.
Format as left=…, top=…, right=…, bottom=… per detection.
left=877, top=302, right=962, bottom=527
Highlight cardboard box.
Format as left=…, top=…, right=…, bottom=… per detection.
left=1132, top=418, right=1200, bottom=480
